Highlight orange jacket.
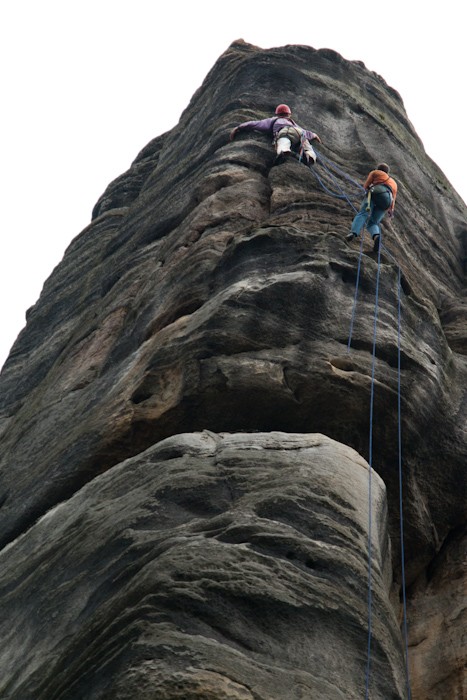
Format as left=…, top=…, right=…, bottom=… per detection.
left=364, top=169, right=398, bottom=212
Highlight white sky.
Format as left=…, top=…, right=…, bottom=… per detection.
left=1, top=1, right=465, bottom=371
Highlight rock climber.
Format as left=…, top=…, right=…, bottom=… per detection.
left=229, top=104, right=322, bottom=165
left=346, top=163, right=398, bottom=252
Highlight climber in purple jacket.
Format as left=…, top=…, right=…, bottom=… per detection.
left=230, top=104, right=322, bottom=165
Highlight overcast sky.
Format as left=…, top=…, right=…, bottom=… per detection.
left=1, top=1, right=465, bottom=371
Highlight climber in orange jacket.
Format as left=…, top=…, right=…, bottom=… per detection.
left=346, top=163, right=398, bottom=252
left=230, top=103, right=322, bottom=165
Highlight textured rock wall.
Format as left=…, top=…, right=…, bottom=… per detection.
left=0, top=41, right=465, bottom=699
left=0, top=433, right=405, bottom=699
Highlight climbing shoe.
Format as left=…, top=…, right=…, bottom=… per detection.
left=346, top=232, right=356, bottom=241
left=373, top=234, right=381, bottom=253
left=274, top=153, right=287, bottom=165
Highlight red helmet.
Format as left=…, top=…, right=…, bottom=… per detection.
left=275, top=104, right=291, bottom=116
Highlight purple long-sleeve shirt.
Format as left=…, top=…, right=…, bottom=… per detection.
left=237, top=116, right=318, bottom=141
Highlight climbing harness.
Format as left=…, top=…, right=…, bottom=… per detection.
left=299, top=131, right=307, bottom=163
left=277, top=125, right=302, bottom=146
left=369, top=183, right=393, bottom=212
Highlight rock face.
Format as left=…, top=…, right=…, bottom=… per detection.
left=0, top=432, right=405, bottom=699
left=0, top=40, right=465, bottom=699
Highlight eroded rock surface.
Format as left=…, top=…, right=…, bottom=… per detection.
left=0, top=432, right=405, bottom=700
left=0, top=40, right=465, bottom=698
left=406, top=525, right=466, bottom=699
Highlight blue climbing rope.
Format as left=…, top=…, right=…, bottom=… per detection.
left=298, top=131, right=306, bottom=163
left=347, top=232, right=365, bottom=353
left=304, top=149, right=367, bottom=352
left=304, top=148, right=413, bottom=696
left=316, top=149, right=365, bottom=191
left=313, top=150, right=412, bottom=698
left=348, top=240, right=399, bottom=352
left=308, top=154, right=377, bottom=359
left=310, top=168, right=357, bottom=201
left=364, top=231, right=383, bottom=699
left=311, top=149, right=364, bottom=212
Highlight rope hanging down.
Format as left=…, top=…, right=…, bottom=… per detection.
left=365, top=230, right=383, bottom=699
left=309, top=152, right=412, bottom=698
left=311, top=148, right=365, bottom=212
left=353, top=241, right=411, bottom=699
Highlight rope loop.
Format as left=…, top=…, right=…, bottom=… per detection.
left=310, top=149, right=364, bottom=213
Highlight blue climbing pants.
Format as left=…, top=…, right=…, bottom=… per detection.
left=351, top=190, right=392, bottom=238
